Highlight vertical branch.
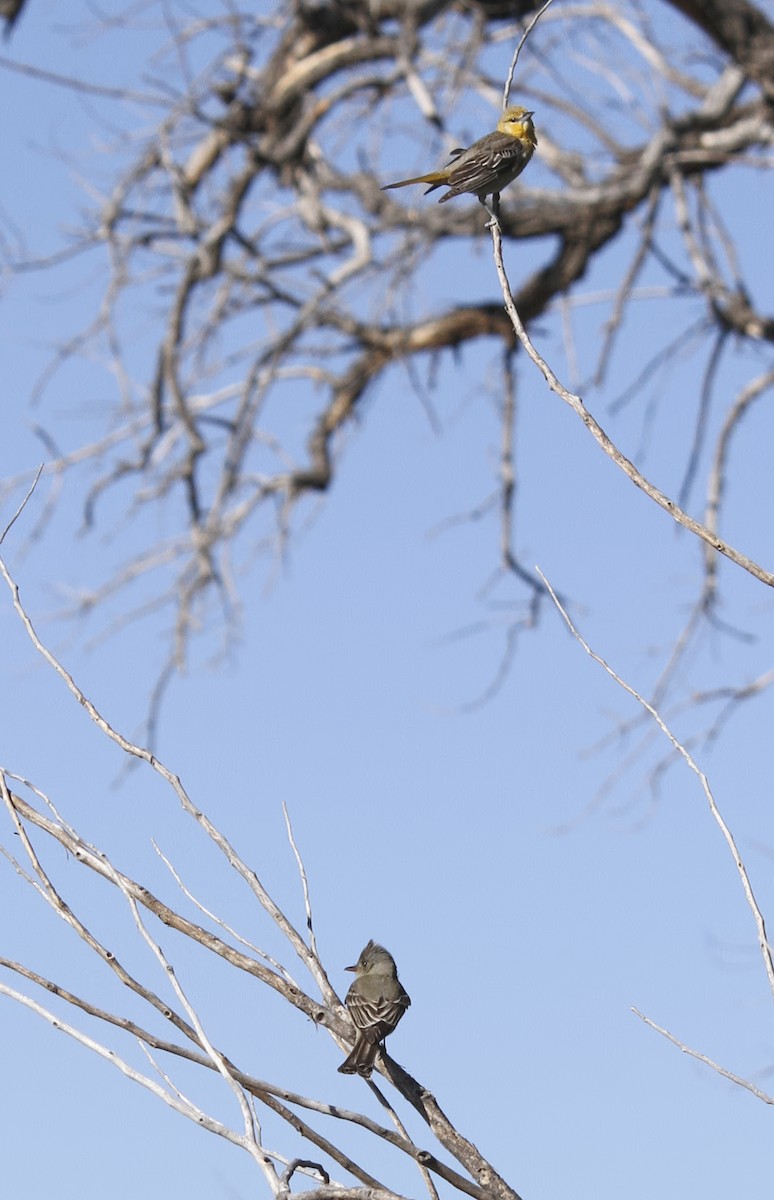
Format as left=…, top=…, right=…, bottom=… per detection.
left=283, top=801, right=319, bottom=962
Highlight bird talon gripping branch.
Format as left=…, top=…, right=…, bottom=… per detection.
left=382, top=106, right=537, bottom=210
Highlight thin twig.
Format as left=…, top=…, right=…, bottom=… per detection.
left=536, top=567, right=774, bottom=1005
left=488, top=228, right=774, bottom=588
left=282, top=801, right=318, bottom=961
left=152, top=840, right=304, bottom=987
left=503, top=0, right=556, bottom=107
left=0, top=550, right=336, bottom=1009
left=632, top=1008, right=774, bottom=1105
left=0, top=465, right=44, bottom=545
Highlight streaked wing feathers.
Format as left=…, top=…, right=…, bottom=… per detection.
left=346, top=983, right=410, bottom=1040
left=447, top=139, right=529, bottom=196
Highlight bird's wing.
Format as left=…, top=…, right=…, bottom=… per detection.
left=346, top=982, right=410, bottom=1034
left=447, top=134, right=529, bottom=194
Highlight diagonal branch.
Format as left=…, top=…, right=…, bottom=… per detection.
left=490, top=227, right=774, bottom=588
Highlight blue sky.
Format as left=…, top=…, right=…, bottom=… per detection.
left=2, top=3, right=774, bottom=1199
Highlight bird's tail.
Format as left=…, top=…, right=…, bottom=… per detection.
left=382, top=171, right=447, bottom=191
left=338, top=1035, right=379, bottom=1078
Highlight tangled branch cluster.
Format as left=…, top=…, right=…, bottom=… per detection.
left=4, top=0, right=774, bottom=692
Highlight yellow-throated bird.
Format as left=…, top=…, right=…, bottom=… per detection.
left=382, top=106, right=536, bottom=211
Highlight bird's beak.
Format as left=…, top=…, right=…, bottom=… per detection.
left=345, top=964, right=357, bottom=972
left=524, top=111, right=534, bottom=119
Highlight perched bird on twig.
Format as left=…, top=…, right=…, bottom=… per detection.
left=338, top=940, right=410, bottom=1078
left=382, top=106, right=537, bottom=215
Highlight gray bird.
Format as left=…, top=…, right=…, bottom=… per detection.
left=338, top=940, right=410, bottom=1078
